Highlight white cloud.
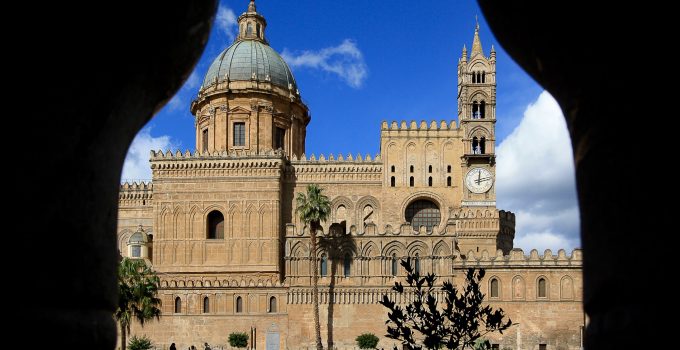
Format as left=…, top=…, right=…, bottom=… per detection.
left=282, top=39, right=368, bottom=88
left=496, top=91, right=581, bottom=251
left=216, top=4, right=238, bottom=41
left=121, top=128, right=175, bottom=182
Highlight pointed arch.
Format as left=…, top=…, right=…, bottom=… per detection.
left=406, top=240, right=428, bottom=257
left=382, top=241, right=407, bottom=257
left=512, top=275, right=525, bottom=300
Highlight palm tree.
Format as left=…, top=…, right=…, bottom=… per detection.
left=115, top=257, right=162, bottom=350
left=295, top=184, right=331, bottom=350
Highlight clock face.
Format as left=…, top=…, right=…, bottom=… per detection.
left=465, top=167, right=494, bottom=193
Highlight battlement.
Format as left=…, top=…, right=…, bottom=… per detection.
left=381, top=120, right=458, bottom=131
left=289, top=152, right=381, bottom=163
left=150, top=149, right=286, bottom=179
left=119, top=181, right=153, bottom=206
left=459, top=248, right=582, bottom=267
left=150, top=148, right=286, bottom=161
left=286, top=153, right=383, bottom=183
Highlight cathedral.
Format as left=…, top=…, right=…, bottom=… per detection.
left=117, top=1, right=583, bottom=349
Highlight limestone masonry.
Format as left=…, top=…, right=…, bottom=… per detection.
left=118, top=1, right=583, bottom=349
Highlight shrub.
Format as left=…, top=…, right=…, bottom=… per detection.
left=228, top=332, right=249, bottom=348
left=128, top=335, right=153, bottom=350
left=356, top=333, right=380, bottom=349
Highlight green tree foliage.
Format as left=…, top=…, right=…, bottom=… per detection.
left=228, top=332, right=249, bottom=348
left=295, top=184, right=331, bottom=350
left=115, top=258, right=162, bottom=350
left=379, top=258, right=512, bottom=350
left=356, top=333, right=380, bottom=349
left=128, top=335, right=153, bottom=350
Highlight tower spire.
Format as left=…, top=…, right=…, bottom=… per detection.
left=248, top=0, right=256, bottom=13
left=471, top=19, right=484, bottom=57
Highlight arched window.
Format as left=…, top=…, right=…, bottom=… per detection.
left=414, top=253, right=421, bottom=275
left=246, top=23, right=253, bottom=35
left=477, top=72, right=482, bottom=83
left=391, top=165, right=395, bottom=172
left=480, top=137, right=486, bottom=154
left=490, top=278, right=499, bottom=298
left=538, top=278, right=547, bottom=298
left=409, top=176, right=414, bottom=187
left=428, top=165, right=432, bottom=173
left=447, top=176, right=452, bottom=186
left=174, top=297, right=182, bottom=313
left=203, top=296, right=210, bottom=313
left=428, top=177, right=432, bottom=186
left=269, top=296, right=277, bottom=313
left=480, top=101, right=486, bottom=118
left=472, top=101, right=479, bottom=118
left=472, top=71, right=477, bottom=83
left=343, top=254, right=352, bottom=276
left=390, top=176, right=395, bottom=187
left=447, top=165, right=451, bottom=173
left=482, top=72, right=486, bottom=83
left=410, top=165, right=414, bottom=173
left=405, top=199, right=441, bottom=232
left=236, top=296, right=243, bottom=313
left=256, top=23, right=261, bottom=38
left=207, top=210, right=224, bottom=239
left=391, top=253, right=398, bottom=276
left=472, top=137, right=480, bottom=154
left=320, top=254, right=327, bottom=277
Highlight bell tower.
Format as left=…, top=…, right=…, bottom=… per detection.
left=456, top=21, right=512, bottom=254
left=458, top=21, right=497, bottom=205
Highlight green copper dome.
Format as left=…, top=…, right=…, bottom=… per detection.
left=201, top=40, right=297, bottom=92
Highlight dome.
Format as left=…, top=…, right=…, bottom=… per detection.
left=201, top=40, right=297, bottom=92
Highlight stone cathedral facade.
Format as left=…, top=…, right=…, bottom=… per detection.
left=117, top=2, right=583, bottom=349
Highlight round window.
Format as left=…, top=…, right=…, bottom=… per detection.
left=405, top=199, right=441, bottom=231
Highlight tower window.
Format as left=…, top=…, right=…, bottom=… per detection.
left=174, top=297, right=182, bottom=313
left=482, top=72, right=486, bottom=83
left=236, top=296, right=243, bottom=313
left=234, top=122, right=246, bottom=146
left=269, top=296, right=277, bottom=313
left=410, top=165, right=414, bottom=173
left=343, top=253, right=352, bottom=276
left=246, top=23, right=253, bottom=35
left=480, top=137, right=486, bottom=154
left=390, top=176, right=395, bottom=187
left=490, top=278, right=499, bottom=298
left=447, top=176, right=452, bottom=187
left=477, top=72, right=482, bottom=83
left=538, top=278, right=547, bottom=298
left=202, top=129, right=209, bottom=152
left=472, top=101, right=479, bottom=119
left=207, top=211, right=224, bottom=239
left=405, top=199, right=441, bottom=232
left=391, top=165, right=395, bottom=172
left=472, top=137, right=480, bottom=154
left=320, top=254, right=327, bottom=277
left=391, top=253, right=398, bottom=276
left=256, top=23, right=261, bottom=38
left=428, top=165, right=432, bottom=173
left=203, top=297, right=210, bottom=313
left=447, top=165, right=451, bottom=173
left=428, top=177, right=432, bottom=186
left=275, top=127, right=285, bottom=150
left=409, top=176, right=414, bottom=187
left=480, top=101, right=486, bottom=119
left=472, top=72, right=476, bottom=84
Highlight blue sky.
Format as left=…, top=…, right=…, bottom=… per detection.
left=122, top=0, right=580, bottom=252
